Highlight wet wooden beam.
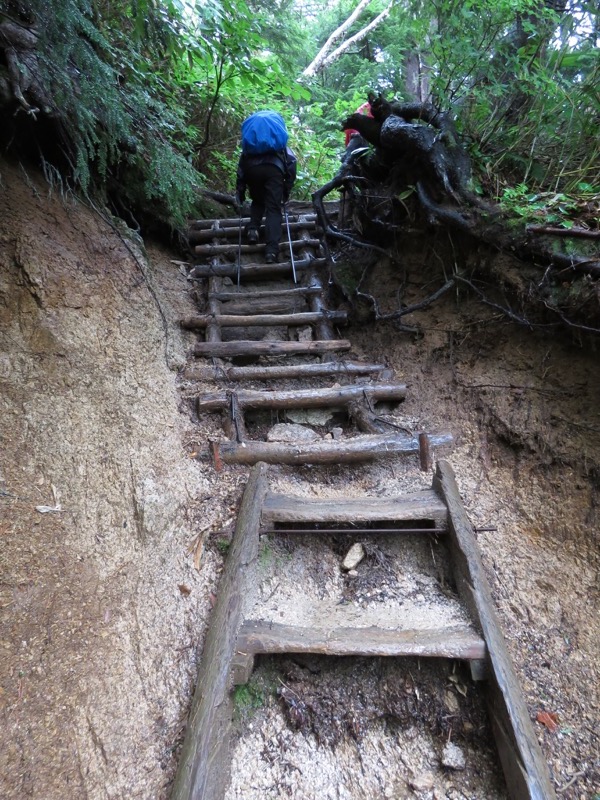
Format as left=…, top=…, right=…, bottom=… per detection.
left=184, top=360, right=388, bottom=382
left=209, top=286, right=322, bottom=301
left=195, top=239, right=321, bottom=257
left=189, top=219, right=318, bottom=243
left=181, top=310, right=347, bottom=330
left=171, top=463, right=269, bottom=800
left=193, top=339, right=351, bottom=358
left=433, top=460, right=557, bottom=800
left=235, top=620, right=486, bottom=659
left=190, top=214, right=317, bottom=231
left=210, top=432, right=453, bottom=466
left=262, top=488, right=448, bottom=526
left=191, top=256, right=326, bottom=280
left=196, top=382, right=407, bottom=412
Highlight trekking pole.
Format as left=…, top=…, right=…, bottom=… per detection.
left=236, top=205, right=242, bottom=287
left=283, top=202, right=297, bottom=284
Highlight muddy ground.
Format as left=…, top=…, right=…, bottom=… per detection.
left=0, top=161, right=598, bottom=799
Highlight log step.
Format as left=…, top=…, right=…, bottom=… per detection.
left=262, top=488, right=448, bottom=526
left=183, top=360, right=389, bottom=382
left=194, top=239, right=321, bottom=256
left=189, top=214, right=317, bottom=231
left=210, top=432, right=453, bottom=466
left=209, top=286, right=322, bottom=301
left=235, top=620, right=486, bottom=660
left=193, top=339, right=351, bottom=358
left=189, top=219, right=318, bottom=243
left=191, top=256, right=326, bottom=280
left=196, top=382, right=407, bottom=411
left=181, top=310, right=347, bottom=330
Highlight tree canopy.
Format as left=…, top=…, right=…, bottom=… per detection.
left=0, top=0, right=598, bottom=235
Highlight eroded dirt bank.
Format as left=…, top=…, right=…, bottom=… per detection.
left=1, top=162, right=598, bottom=799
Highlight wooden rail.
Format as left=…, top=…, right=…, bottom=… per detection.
left=171, top=463, right=269, bottom=800
left=434, top=460, right=557, bottom=800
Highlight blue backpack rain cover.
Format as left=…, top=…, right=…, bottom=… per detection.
left=241, top=110, right=289, bottom=155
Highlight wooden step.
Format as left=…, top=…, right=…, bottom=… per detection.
left=209, top=286, right=322, bottom=301
left=234, top=619, right=486, bottom=661
left=196, top=382, right=407, bottom=411
left=189, top=214, right=317, bottom=231
left=191, top=256, right=326, bottom=280
left=210, top=432, right=453, bottom=466
left=189, top=219, right=318, bottom=244
left=193, top=339, right=351, bottom=358
left=262, top=488, right=448, bottom=526
left=183, top=360, right=389, bottom=382
left=181, top=310, right=347, bottom=330
left=194, top=239, right=321, bottom=257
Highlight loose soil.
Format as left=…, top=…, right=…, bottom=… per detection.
left=0, top=162, right=598, bottom=799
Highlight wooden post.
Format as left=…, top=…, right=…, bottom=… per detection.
left=171, top=463, right=269, bottom=800
left=433, top=460, right=557, bottom=800
left=418, top=432, right=431, bottom=471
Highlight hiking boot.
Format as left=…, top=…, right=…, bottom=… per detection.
left=264, top=250, right=278, bottom=264
left=245, top=226, right=259, bottom=244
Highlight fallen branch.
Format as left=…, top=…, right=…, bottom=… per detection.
left=377, top=278, right=456, bottom=321
left=527, top=225, right=600, bottom=239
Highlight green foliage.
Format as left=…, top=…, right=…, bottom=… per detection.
left=233, top=682, right=265, bottom=716
left=500, top=182, right=600, bottom=226
left=16, top=0, right=203, bottom=230
left=216, top=537, right=230, bottom=554
left=8, top=0, right=598, bottom=230
left=232, top=668, right=278, bottom=722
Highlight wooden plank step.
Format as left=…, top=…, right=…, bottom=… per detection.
left=211, top=432, right=453, bottom=466
left=235, top=620, right=486, bottom=660
left=184, top=360, right=389, bottom=382
left=181, top=310, right=347, bottom=330
left=262, top=488, right=448, bottom=526
left=191, top=256, right=326, bottom=280
left=196, top=382, right=407, bottom=411
left=209, top=286, right=322, bottom=301
left=189, top=214, right=317, bottom=231
left=194, top=239, right=321, bottom=256
left=205, top=297, right=309, bottom=316
left=189, top=219, right=318, bottom=243
left=193, top=339, right=351, bottom=358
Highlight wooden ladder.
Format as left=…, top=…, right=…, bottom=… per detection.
left=172, top=461, right=556, bottom=800
left=181, top=211, right=453, bottom=468
left=172, top=208, right=556, bottom=800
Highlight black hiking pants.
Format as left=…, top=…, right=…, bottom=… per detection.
left=245, top=162, right=285, bottom=256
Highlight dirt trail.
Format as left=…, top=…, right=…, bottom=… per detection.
left=0, top=162, right=598, bottom=799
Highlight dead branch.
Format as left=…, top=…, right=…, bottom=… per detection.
left=527, top=225, right=600, bottom=240
left=377, top=278, right=456, bottom=321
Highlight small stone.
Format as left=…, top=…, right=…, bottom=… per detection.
left=331, top=427, right=343, bottom=440
left=347, top=569, right=358, bottom=577
left=442, top=741, right=466, bottom=771
left=444, top=690, right=460, bottom=713
left=297, top=326, right=312, bottom=342
left=266, top=423, right=320, bottom=443
left=286, top=408, right=334, bottom=425
left=409, top=772, right=435, bottom=792
left=342, top=542, right=365, bottom=571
